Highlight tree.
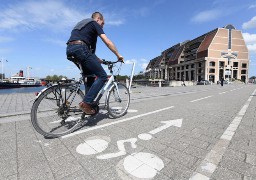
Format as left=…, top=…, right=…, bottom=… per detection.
left=45, top=75, right=68, bottom=81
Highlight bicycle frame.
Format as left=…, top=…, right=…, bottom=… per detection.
left=34, top=60, right=122, bottom=109
left=94, top=70, right=120, bottom=108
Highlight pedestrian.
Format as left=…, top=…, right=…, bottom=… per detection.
left=221, top=77, right=224, bottom=86
left=182, top=75, right=186, bottom=86
left=66, top=12, right=124, bottom=114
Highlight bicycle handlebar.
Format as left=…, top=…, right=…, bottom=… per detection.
left=102, top=59, right=124, bottom=65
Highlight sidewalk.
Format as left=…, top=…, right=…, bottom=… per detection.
left=0, top=92, right=35, bottom=117
left=0, top=85, right=201, bottom=117
left=0, top=84, right=255, bottom=179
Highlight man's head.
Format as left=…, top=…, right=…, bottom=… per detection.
left=91, top=12, right=104, bottom=28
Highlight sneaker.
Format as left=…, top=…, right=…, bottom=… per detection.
left=79, top=102, right=95, bottom=115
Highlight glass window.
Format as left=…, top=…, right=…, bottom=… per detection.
left=241, top=70, right=246, bottom=74
left=233, top=62, right=238, bottom=67
left=209, top=62, right=215, bottom=66
left=209, top=69, right=215, bottom=73
left=242, top=63, right=247, bottom=68
left=219, top=61, right=225, bottom=67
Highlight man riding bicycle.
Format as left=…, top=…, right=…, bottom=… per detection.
left=66, top=12, right=124, bottom=115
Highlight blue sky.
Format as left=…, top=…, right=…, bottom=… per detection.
left=0, top=0, right=256, bottom=79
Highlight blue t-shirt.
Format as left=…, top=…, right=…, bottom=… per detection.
left=67, top=19, right=105, bottom=53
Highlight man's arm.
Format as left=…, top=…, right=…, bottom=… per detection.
left=99, top=34, right=123, bottom=61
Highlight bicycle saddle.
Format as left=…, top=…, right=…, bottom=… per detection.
left=67, top=56, right=77, bottom=63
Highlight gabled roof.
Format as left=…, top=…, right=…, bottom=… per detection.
left=167, top=44, right=185, bottom=65
left=197, top=29, right=217, bottom=58
left=146, top=56, right=162, bottom=69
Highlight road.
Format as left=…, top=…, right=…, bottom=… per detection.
left=0, top=84, right=255, bottom=179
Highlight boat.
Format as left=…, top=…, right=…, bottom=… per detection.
left=0, top=82, right=21, bottom=89
left=0, top=69, right=42, bottom=89
left=18, top=78, right=42, bottom=87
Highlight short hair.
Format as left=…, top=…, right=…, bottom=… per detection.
left=91, top=12, right=103, bottom=20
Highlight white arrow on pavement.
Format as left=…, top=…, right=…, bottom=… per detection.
left=149, top=119, right=183, bottom=135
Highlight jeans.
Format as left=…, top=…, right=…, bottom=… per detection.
left=66, top=44, right=108, bottom=104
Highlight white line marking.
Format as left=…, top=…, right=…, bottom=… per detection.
left=123, top=152, right=164, bottom=179
left=62, top=106, right=174, bottom=138
left=190, top=96, right=212, bottom=102
left=189, top=88, right=256, bottom=179
left=149, top=119, right=182, bottom=135
left=219, top=91, right=227, bottom=94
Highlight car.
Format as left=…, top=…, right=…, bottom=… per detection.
left=224, top=80, right=232, bottom=84
left=197, top=80, right=210, bottom=85
left=217, top=80, right=232, bottom=84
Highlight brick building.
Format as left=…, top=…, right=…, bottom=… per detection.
left=145, top=24, right=249, bottom=83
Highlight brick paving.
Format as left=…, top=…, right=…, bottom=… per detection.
left=0, top=84, right=255, bottom=180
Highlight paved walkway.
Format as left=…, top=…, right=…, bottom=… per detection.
left=0, top=85, right=208, bottom=117
left=0, top=84, right=255, bottom=180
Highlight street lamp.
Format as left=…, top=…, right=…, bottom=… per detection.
left=0, top=58, right=8, bottom=82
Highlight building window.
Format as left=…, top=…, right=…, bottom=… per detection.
left=209, top=62, right=215, bottom=66
left=241, top=70, right=246, bottom=74
left=219, top=61, right=225, bottom=67
left=209, top=69, right=215, bottom=73
left=242, top=63, right=247, bottom=68
left=167, top=52, right=173, bottom=58
left=186, top=65, right=189, bottom=69
left=233, top=62, right=238, bottom=67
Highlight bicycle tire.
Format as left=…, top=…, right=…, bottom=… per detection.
left=107, top=83, right=130, bottom=118
left=31, top=84, right=84, bottom=138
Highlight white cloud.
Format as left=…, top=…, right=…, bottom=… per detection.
left=242, top=33, right=256, bottom=44
left=242, top=33, right=256, bottom=54
left=191, top=9, right=221, bottom=23
left=106, top=20, right=124, bottom=26
left=242, top=16, right=256, bottom=29
left=125, top=59, right=137, bottom=65
left=0, top=1, right=124, bottom=32
left=141, top=63, right=148, bottom=70
left=0, top=1, right=85, bottom=31
left=43, top=38, right=67, bottom=47
left=247, top=44, right=256, bottom=52
left=125, top=58, right=149, bottom=73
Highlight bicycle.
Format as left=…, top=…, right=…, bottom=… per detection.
left=31, top=57, right=130, bottom=138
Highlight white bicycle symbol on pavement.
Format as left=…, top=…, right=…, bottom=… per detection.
left=76, top=119, right=182, bottom=179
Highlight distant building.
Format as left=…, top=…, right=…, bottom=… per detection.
left=0, top=73, right=4, bottom=80
left=145, top=24, right=249, bottom=83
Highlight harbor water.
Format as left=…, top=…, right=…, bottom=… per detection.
left=0, top=86, right=86, bottom=94
left=0, top=86, right=45, bottom=94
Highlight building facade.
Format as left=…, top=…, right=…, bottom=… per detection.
left=146, top=24, right=249, bottom=83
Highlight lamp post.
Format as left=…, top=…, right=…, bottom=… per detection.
left=0, top=58, right=8, bottom=82
left=27, top=66, right=32, bottom=79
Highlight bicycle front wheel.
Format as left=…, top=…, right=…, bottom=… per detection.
left=31, top=84, right=84, bottom=138
left=107, top=83, right=130, bottom=118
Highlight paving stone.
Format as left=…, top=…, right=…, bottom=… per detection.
left=211, top=167, right=242, bottom=180
left=219, top=156, right=253, bottom=176
left=246, top=154, right=256, bottom=166
left=0, top=85, right=256, bottom=179
left=161, top=146, right=199, bottom=169
left=48, top=154, right=84, bottom=180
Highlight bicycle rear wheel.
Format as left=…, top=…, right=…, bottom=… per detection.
left=107, top=83, right=130, bottom=118
left=31, top=84, right=84, bottom=138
